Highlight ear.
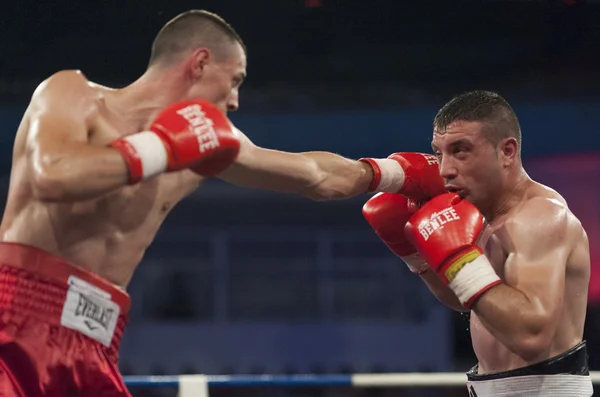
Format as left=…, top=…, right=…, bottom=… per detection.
left=188, top=48, right=211, bottom=79
left=498, top=137, right=518, bottom=166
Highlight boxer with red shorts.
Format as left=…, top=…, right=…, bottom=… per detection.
left=0, top=9, right=443, bottom=396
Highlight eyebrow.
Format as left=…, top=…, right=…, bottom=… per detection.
left=431, top=138, right=473, bottom=152
left=450, top=138, right=473, bottom=148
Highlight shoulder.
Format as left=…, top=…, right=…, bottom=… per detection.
left=505, top=195, right=579, bottom=252
left=509, top=179, right=574, bottom=228
left=33, top=70, right=92, bottom=97
left=29, top=70, right=99, bottom=115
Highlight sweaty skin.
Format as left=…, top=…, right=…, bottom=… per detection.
left=420, top=121, right=590, bottom=374
left=0, top=68, right=373, bottom=288
left=1, top=72, right=209, bottom=286
left=471, top=183, right=589, bottom=373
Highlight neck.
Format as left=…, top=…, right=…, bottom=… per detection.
left=482, top=166, right=529, bottom=223
left=111, top=65, right=187, bottom=131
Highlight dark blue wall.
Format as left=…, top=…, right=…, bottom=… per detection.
left=2, top=102, right=599, bottom=171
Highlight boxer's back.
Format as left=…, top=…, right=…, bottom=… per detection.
left=0, top=71, right=202, bottom=287
left=471, top=181, right=590, bottom=373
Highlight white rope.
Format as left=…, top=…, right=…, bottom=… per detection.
left=352, top=372, right=467, bottom=387
left=353, top=372, right=600, bottom=387
left=124, top=371, right=600, bottom=389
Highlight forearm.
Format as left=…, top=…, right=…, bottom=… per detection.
left=220, top=149, right=373, bottom=200
left=472, top=283, right=553, bottom=359
left=31, top=146, right=129, bottom=202
left=420, top=269, right=468, bottom=312
left=299, top=152, right=373, bottom=200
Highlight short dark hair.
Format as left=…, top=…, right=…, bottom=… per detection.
left=148, top=10, right=246, bottom=66
left=433, top=90, right=522, bottom=153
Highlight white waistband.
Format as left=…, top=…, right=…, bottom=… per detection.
left=466, top=374, right=593, bottom=397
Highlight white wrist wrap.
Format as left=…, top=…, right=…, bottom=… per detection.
left=401, top=252, right=430, bottom=275
left=447, top=255, right=501, bottom=307
left=371, top=158, right=406, bottom=193
left=122, top=131, right=169, bottom=179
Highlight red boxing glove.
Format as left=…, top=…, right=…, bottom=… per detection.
left=404, top=193, right=501, bottom=308
left=359, top=152, right=446, bottom=201
left=362, top=193, right=429, bottom=274
left=109, top=100, right=241, bottom=184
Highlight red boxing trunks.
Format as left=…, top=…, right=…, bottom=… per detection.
left=0, top=242, right=131, bottom=396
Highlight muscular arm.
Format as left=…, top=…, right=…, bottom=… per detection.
left=27, top=71, right=129, bottom=202
left=217, top=131, right=373, bottom=200
left=471, top=198, right=572, bottom=360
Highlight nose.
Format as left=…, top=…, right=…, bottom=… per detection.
left=227, top=101, right=238, bottom=113
left=438, top=155, right=457, bottom=181
left=227, top=92, right=239, bottom=113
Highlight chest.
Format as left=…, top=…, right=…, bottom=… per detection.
left=478, top=224, right=510, bottom=279
left=62, top=173, right=187, bottom=236
left=68, top=108, right=199, bottom=232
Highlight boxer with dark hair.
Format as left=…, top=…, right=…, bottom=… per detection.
left=364, top=90, right=592, bottom=396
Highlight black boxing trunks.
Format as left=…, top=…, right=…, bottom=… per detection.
left=466, top=341, right=592, bottom=397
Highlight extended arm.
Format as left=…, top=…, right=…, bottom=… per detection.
left=217, top=132, right=373, bottom=200
left=218, top=132, right=445, bottom=201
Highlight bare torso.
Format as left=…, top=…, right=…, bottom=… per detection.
left=471, top=181, right=590, bottom=373
left=0, top=79, right=205, bottom=287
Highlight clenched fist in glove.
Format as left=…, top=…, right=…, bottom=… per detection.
left=362, top=192, right=429, bottom=275
left=404, top=193, right=502, bottom=308
left=359, top=152, right=446, bottom=201
left=109, top=100, right=241, bottom=184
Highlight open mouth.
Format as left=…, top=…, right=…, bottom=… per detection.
left=445, top=186, right=466, bottom=197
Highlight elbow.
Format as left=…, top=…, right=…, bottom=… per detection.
left=297, top=156, right=363, bottom=201
left=512, top=335, right=551, bottom=362
left=303, top=187, right=342, bottom=202
left=511, top=306, right=557, bottom=361
left=298, top=169, right=334, bottom=201
left=301, top=173, right=353, bottom=202
left=31, top=167, right=67, bottom=202
left=511, top=324, right=554, bottom=361
left=302, top=185, right=350, bottom=202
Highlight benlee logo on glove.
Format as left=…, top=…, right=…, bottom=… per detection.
left=177, top=104, right=221, bottom=153
left=420, top=153, right=439, bottom=166
left=418, top=206, right=460, bottom=241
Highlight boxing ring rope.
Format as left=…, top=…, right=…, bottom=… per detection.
left=123, top=372, right=600, bottom=396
